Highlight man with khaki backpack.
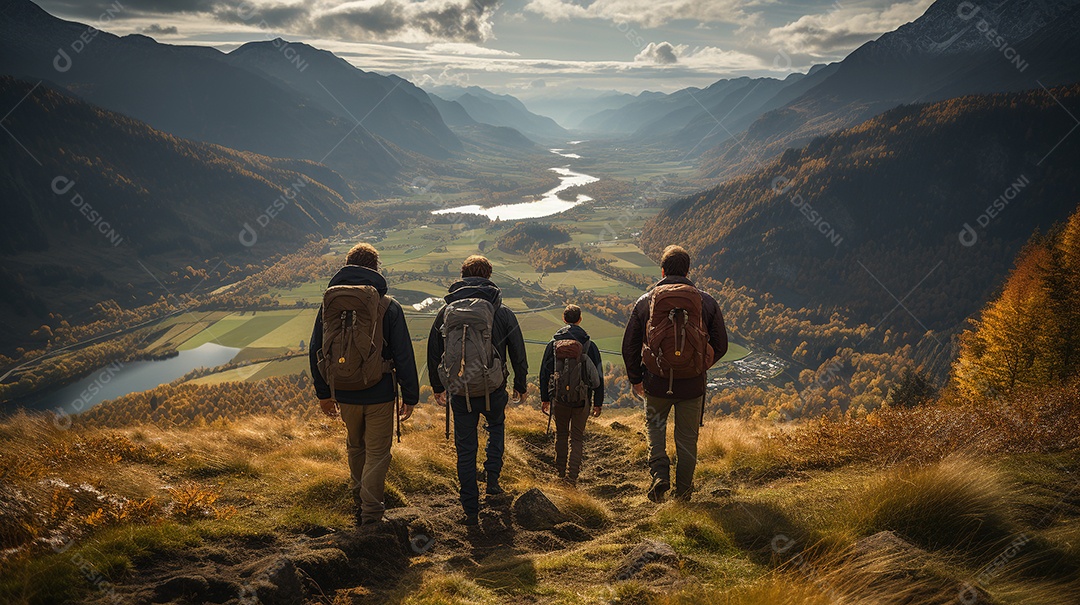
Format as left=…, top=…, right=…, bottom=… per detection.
left=427, top=255, right=528, bottom=526
left=540, top=304, right=604, bottom=487
left=310, top=243, right=420, bottom=525
left=622, top=245, right=727, bottom=503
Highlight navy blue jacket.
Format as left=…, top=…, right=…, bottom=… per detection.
left=540, top=324, right=604, bottom=407
left=426, top=277, right=529, bottom=397
left=309, top=265, right=420, bottom=405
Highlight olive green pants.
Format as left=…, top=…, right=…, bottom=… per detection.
left=339, top=401, right=395, bottom=523
left=553, top=403, right=590, bottom=480
left=645, top=394, right=702, bottom=498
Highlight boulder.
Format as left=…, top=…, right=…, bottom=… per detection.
left=151, top=575, right=210, bottom=602
left=610, top=541, right=678, bottom=581
left=551, top=522, right=591, bottom=542
left=512, top=488, right=566, bottom=531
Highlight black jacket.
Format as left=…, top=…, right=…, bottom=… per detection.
left=621, top=275, right=728, bottom=399
left=427, top=277, right=528, bottom=397
left=540, top=324, right=604, bottom=407
left=309, top=265, right=420, bottom=405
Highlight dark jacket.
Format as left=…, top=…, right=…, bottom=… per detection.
left=621, top=275, right=728, bottom=399
left=309, top=265, right=420, bottom=405
left=540, top=324, right=604, bottom=407
left=427, top=276, right=528, bottom=397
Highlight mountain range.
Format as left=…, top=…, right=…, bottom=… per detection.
left=643, top=84, right=1080, bottom=356
left=0, top=77, right=353, bottom=335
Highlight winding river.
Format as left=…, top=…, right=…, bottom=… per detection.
left=433, top=145, right=598, bottom=220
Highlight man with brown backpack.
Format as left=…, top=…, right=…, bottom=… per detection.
left=622, top=245, right=727, bottom=503
left=540, top=304, right=604, bottom=486
left=310, top=243, right=420, bottom=525
left=428, top=255, right=528, bottom=526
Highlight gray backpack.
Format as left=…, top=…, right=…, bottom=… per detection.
left=317, top=285, right=391, bottom=399
left=438, top=298, right=506, bottom=411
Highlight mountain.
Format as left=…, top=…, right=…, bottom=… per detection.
left=427, top=85, right=569, bottom=141
left=0, top=0, right=443, bottom=194
left=643, top=85, right=1080, bottom=346
left=225, top=40, right=459, bottom=158
left=0, top=77, right=352, bottom=333
left=515, top=87, right=639, bottom=129
left=701, top=0, right=1080, bottom=179
left=429, top=94, right=537, bottom=151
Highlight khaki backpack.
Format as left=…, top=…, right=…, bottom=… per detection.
left=642, top=283, right=713, bottom=395
left=317, top=284, right=392, bottom=399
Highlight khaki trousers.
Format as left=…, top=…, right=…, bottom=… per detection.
left=553, top=403, right=590, bottom=480
left=644, top=393, right=702, bottom=498
left=339, top=401, right=395, bottom=523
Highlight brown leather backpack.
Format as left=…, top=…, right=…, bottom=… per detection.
left=642, top=283, right=713, bottom=394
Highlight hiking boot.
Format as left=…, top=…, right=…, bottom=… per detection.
left=458, top=513, right=479, bottom=526
left=647, top=477, right=670, bottom=503
left=486, top=483, right=505, bottom=496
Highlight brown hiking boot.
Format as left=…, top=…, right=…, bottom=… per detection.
left=647, top=477, right=670, bottom=503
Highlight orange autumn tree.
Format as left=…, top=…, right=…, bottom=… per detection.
left=955, top=206, right=1080, bottom=399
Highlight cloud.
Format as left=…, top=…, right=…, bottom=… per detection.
left=42, top=0, right=500, bottom=44
left=425, top=42, right=520, bottom=57
left=142, top=23, right=179, bottom=35
left=635, top=41, right=680, bottom=64
left=768, top=0, right=934, bottom=57
left=523, top=0, right=754, bottom=28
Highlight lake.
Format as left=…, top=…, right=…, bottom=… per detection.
left=30, top=342, right=239, bottom=416
left=432, top=147, right=599, bottom=220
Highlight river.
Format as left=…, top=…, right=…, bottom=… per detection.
left=26, top=342, right=239, bottom=416
left=432, top=146, right=599, bottom=220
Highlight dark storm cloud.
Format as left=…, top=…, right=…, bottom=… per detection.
left=143, top=23, right=179, bottom=34
left=38, top=0, right=216, bottom=19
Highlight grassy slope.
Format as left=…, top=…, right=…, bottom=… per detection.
left=2, top=391, right=1079, bottom=604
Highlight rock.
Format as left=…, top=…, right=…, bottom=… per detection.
left=290, top=548, right=350, bottom=590
left=551, top=522, right=591, bottom=542
left=512, top=488, right=566, bottom=531
left=610, top=541, right=678, bottom=581
left=609, top=421, right=630, bottom=431
left=152, top=575, right=210, bottom=602
left=0, top=484, right=36, bottom=549
left=238, top=556, right=304, bottom=605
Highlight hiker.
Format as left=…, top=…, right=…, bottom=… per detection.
left=540, top=304, right=604, bottom=486
left=621, top=245, right=727, bottom=503
left=428, top=255, right=528, bottom=526
left=310, top=243, right=420, bottom=525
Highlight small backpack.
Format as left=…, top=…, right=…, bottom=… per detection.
left=438, top=298, right=506, bottom=411
left=642, top=283, right=713, bottom=394
left=551, top=337, right=601, bottom=408
left=317, top=284, right=392, bottom=398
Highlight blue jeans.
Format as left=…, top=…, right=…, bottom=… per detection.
left=452, top=388, right=508, bottom=516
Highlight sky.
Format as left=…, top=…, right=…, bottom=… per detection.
left=37, top=0, right=935, bottom=96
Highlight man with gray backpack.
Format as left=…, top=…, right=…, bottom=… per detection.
left=310, top=243, right=420, bottom=526
left=427, top=255, right=528, bottom=526
left=540, top=304, right=603, bottom=486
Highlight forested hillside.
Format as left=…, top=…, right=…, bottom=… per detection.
left=0, top=78, right=353, bottom=350
left=644, top=85, right=1080, bottom=353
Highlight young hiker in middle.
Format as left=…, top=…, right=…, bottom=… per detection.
left=428, top=255, right=528, bottom=526
left=540, top=304, right=604, bottom=486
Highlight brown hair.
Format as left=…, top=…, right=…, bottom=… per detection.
left=563, top=304, right=582, bottom=324
left=346, top=243, right=379, bottom=270
left=461, top=254, right=493, bottom=279
left=660, top=245, right=690, bottom=277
